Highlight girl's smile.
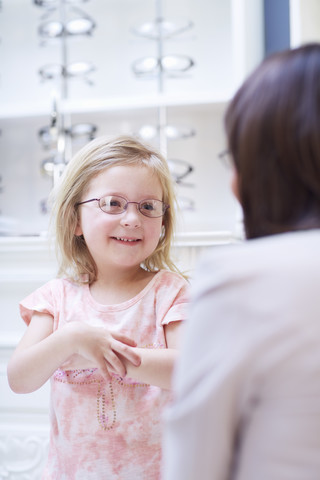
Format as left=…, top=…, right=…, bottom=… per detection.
left=111, top=236, right=142, bottom=244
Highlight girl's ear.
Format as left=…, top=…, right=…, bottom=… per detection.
left=74, top=220, right=83, bottom=236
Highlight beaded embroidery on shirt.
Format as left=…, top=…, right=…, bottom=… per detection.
left=53, top=344, right=164, bottom=430
left=53, top=367, right=149, bottom=431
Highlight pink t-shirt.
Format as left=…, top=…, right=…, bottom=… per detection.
left=19, top=269, right=189, bottom=480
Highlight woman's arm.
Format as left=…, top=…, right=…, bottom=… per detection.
left=7, top=312, right=141, bottom=394
left=121, top=321, right=183, bottom=390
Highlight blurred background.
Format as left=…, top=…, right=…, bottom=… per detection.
left=0, top=0, right=258, bottom=237
left=1, top=0, right=320, bottom=478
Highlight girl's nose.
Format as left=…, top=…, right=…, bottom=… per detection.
left=119, top=203, right=141, bottom=228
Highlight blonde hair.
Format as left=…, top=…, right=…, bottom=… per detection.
left=50, top=134, right=182, bottom=283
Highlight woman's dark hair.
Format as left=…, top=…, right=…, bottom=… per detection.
left=225, top=43, right=320, bottom=239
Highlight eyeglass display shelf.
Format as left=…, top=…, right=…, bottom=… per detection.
left=0, top=90, right=230, bottom=119
left=0, top=0, right=265, bottom=119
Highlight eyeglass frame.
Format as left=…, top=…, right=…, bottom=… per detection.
left=218, top=149, right=233, bottom=169
left=167, top=158, right=194, bottom=184
left=132, top=54, right=195, bottom=77
left=75, top=195, right=170, bottom=218
left=38, top=6, right=96, bottom=38
left=131, top=18, right=194, bottom=41
left=38, top=61, right=96, bottom=80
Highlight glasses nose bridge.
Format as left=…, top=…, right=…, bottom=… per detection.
left=120, top=200, right=142, bottom=227
left=123, top=200, right=142, bottom=216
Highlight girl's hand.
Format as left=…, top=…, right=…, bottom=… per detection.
left=117, top=321, right=183, bottom=390
left=8, top=313, right=141, bottom=393
left=67, top=323, right=141, bottom=380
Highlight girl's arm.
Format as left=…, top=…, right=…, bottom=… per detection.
left=120, top=320, right=183, bottom=390
left=7, top=311, right=141, bottom=394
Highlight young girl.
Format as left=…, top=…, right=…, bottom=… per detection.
left=7, top=135, right=189, bottom=479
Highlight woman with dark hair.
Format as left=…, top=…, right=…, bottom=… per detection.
left=227, top=43, right=320, bottom=239
left=163, top=44, right=320, bottom=480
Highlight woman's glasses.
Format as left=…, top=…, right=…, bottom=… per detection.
left=76, top=195, right=169, bottom=218
left=218, top=149, right=233, bottom=169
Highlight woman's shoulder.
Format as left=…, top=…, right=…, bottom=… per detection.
left=193, top=229, right=320, bottom=296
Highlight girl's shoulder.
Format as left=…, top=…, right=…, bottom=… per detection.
left=154, top=269, right=189, bottom=291
left=151, top=271, right=189, bottom=318
left=42, top=276, right=87, bottom=296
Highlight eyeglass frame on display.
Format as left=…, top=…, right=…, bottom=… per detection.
left=38, top=61, right=96, bottom=83
left=132, top=54, right=195, bottom=78
left=167, top=158, right=194, bottom=185
left=38, top=123, right=97, bottom=149
left=38, top=6, right=95, bottom=38
left=131, top=18, right=194, bottom=40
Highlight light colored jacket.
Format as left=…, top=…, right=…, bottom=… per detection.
left=163, top=229, right=320, bottom=480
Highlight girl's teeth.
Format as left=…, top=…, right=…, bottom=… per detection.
left=117, top=237, right=137, bottom=242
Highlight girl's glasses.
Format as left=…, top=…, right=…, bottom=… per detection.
left=76, top=195, right=169, bottom=218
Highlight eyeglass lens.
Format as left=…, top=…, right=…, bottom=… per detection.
left=99, top=196, right=167, bottom=218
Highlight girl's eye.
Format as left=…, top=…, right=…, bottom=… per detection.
left=100, top=196, right=125, bottom=213
left=141, top=202, right=155, bottom=211
left=110, top=199, right=122, bottom=207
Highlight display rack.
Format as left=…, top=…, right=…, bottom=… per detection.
left=35, top=0, right=98, bottom=187
left=0, top=0, right=265, bottom=237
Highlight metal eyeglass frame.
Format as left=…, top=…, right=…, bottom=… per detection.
left=75, top=196, right=170, bottom=218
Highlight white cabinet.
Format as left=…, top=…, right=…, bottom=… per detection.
left=0, top=237, right=55, bottom=479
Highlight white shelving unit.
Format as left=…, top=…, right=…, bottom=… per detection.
left=0, top=0, right=265, bottom=237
